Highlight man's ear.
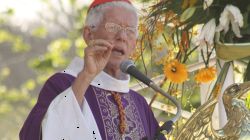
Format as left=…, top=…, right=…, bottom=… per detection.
left=83, top=26, right=93, bottom=44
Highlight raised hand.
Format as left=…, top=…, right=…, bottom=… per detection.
left=83, top=39, right=114, bottom=78
left=72, top=39, right=114, bottom=105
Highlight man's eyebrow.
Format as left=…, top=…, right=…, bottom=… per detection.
left=124, top=24, right=137, bottom=28
left=105, top=21, right=137, bottom=28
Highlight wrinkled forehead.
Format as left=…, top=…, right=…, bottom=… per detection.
left=103, top=7, right=137, bottom=27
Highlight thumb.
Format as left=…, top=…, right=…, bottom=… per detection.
left=103, top=45, right=113, bottom=59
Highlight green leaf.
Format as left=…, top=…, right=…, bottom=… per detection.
left=69, top=0, right=76, bottom=5
left=244, top=60, right=250, bottom=82
left=0, top=30, right=30, bottom=52
left=234, top=66, right=242, bottom=74
left=28, top=56, right=54, bottom=72
left=75, top=37, right=85, bottom=57
left=31, top=26, right=48, bottom=38
left=5, top=8, right=14, bottom=16
left=245, top=91, right=250, bottom=109
left=0, top=18, right=5, bottom=24
left=0, top=103, right=12, bottom=115
left=180, top=7, right=196, bottom=22
left=0, top=67, right=10, bottom=81
left=0, top=30, right=14, bottom=43
left=12, top=37, right=31, bottom=52
left=48, top=38, right=72, bottom=53
left=0, top=85, right=7, bottom=93
left=22, top=79, right=36, bottom=91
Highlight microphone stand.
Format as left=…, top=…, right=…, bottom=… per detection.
left=120, top=60, right=181, bottom=139
left=148, top=82, right=182, bottom=140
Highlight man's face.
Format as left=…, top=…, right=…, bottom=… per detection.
left=91, top=6, right=137, bottom=69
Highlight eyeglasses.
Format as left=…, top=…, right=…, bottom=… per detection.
left=104, top=22, right=138, bottom=38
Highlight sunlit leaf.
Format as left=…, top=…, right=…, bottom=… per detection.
left=29, top=98, right=37, bottom=106
left=29, top=39, right=72, bottom=72
left=5, top=8, right=15, bottom=16
left=31, top=26, right=48, bottom=38
left=0, top=102, right=12, bottom=114
left=180, top=7, right=196, bottom=22
left=0, top=67, right=10, bottom=78
left=4, top=91, right=20, bottom=102
left=12, top=37, right=31, bottom=52
left=245, top=91, right=250, bottom=109
left=234, top=66, right=242, bottom=74
left=0, top=18, right=5, bottom=24
left=48, top=38, right=72, bottom=52
left=69, top=0, right=76, bottom=5
left=0, top=30, right=30, bottom=52
left=0, top=85, right=7, bottom=93
left=28, top=56, right=54, bottom=72
left=22, top=79, right=36, bottom=91
left=0, top=30, right=14, bottom=43
left=36, top=73, right=51, bottom=85
left=244, top=60, right=250, bottom=82
left=75, top=37, right=85, bottom=57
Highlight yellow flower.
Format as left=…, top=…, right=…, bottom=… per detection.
left=163, top=59, right=188, bottom=83
left=195, top=66, right=216, bottom=83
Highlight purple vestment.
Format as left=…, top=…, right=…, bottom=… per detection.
left=19, top=73, right=165, bottom=140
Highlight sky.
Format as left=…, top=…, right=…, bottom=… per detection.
left=0, top=0, right=143, bottom=32
left=0, top=0, right=91, bottom=28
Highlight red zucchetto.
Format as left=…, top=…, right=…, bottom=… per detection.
left=88, top=0, right=132, bottom=12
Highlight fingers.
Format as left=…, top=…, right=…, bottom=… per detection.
left=88, top=39, right=113, bottom=50
left=85, top=45, right=108, bottom=55
left=85, top=39, right=114, bottom=57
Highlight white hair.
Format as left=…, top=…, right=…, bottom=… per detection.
left=85, top=1, right=138, bottom=29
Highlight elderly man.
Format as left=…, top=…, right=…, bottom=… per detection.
left=20, top=0, right=165, bottom=140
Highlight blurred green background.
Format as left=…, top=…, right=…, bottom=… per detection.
left=0, top=0, right=248, bottom=139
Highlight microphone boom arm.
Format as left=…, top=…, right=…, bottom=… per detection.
left=149, top=82, right=181, bottom=123
left=120, top=60, right=181, bottom=137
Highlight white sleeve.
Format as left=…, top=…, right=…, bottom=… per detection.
left=41, top=87, right=101, bottom=140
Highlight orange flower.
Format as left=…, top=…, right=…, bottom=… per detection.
left=195, top=66, right=216, bottom=83
left=212, top=83, right=222, bottom=99
left=163, top=59, right=188, bottom=83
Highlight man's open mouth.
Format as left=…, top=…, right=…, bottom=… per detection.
left=112, top=48, right=125, bottom=56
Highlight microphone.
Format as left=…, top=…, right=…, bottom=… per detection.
left=120, top=60, right=182, bottom=139
left=120, top=60, right=152, bottom=86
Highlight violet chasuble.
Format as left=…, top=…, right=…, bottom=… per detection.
left=19, top=57, right=165, bottom=140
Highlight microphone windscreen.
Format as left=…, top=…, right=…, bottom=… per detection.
left=120, top=60, right=135, bottom=73
left=120, top=60, right=152, bottom=86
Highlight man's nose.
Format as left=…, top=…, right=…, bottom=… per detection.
left=115, top=29, right=128, bottom=42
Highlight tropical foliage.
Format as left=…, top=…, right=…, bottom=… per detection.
left=135, top=0, right=250, bottom=137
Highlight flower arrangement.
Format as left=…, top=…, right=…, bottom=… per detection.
left=135, top=0, right=250, bottom=137
left=138, top=0, right=250, bottom=84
